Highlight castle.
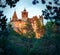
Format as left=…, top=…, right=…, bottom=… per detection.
left=10, top=9, right=44, bottom=39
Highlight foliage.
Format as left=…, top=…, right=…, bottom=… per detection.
left=6, top=23, right=57, bottom=55
left=32, top=0, right=39, bottom=5
left=0, top=10, right=8, bottom=55
left=24, top=20, right=35, bottom=38
left=44, top=21, right=54, bottom=35
left=36, top=19, right=41, bottom=29
left=36, top=18, right=43, bottom=32
left=0, top=0, right=60, bottom=55
left=0, top=0, right=20, bottom=55
left=0, top=22, right=57, bottom=55
left=32, top=0, right=60, bottom=25
left=0, top=0, right=19, bottom=8
left=29, top=21, right=56, bottom=55
left=32, top=0, right=60, bottom=54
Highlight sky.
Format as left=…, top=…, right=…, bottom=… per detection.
left=2, top=0, right=48, bottom=24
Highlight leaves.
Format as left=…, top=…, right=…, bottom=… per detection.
left=24, top=20, right=35, bottom=38
left=0, top=0, right=19, bottom=8
left=49, top=2, right=52, bottom=5
left=0, top=11, right=3, bottom=16
left=32, top=0, right=39, bottom=5
left=41, top=0, right=46, bottom=4
left=46, top=5, right=52, bottom=10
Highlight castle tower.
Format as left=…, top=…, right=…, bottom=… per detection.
left=11, top=11, right=18, bottom=21
left=22, top=9, right=28, bottom=21
left=39, top=15, right=43, bottom=26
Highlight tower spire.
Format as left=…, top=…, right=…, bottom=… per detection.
left=12, top=11, right=18, bottom=21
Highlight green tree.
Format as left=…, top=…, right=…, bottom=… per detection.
left=30, top=21, right=56, bottom=55
left=0, top=0, right=20, bottom=55
left=36, top=19, right=41, bottom=30
left=24, top=19, right=35, bottom=38
left=32, top=0, right=60, bottom=54
left=36, top=18, right=44, bottom=33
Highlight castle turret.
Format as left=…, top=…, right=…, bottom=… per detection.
left=11, top=11, right=18, bottom=21
left=22, top=9, right=28, bottom=21
left=39, top=15, right=43, bottom=25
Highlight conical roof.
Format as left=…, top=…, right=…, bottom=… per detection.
left=12, top=11, right=18, bottom=21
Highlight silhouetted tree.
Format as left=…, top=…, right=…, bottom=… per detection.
left=0, top=0, right=20, bottom=35
left=32, top=0, right=60, bottom=55
left=0, top=0, right=19, bottom=8
left=0, top=10, right=8, bottom=55
left=0, top=0, right=19, bottom=55
left=32, top=0, right=60, bottom=31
